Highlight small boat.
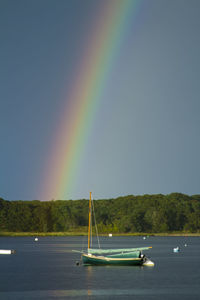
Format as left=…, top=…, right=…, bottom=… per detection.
left=82, top=248, right=152, bottom=266
left=0, top=249, right=16, bottom=255
left=173, top=246, right=180, bottom=253
left=74, top=192, right=154, bottom=266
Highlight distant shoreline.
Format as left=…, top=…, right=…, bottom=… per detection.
left=0, top=232, right=199, bottom=237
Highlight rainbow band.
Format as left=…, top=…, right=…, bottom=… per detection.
left=41, top=0, right=140, bottom=200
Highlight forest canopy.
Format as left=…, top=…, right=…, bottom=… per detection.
left=0, top=193, right=200, bottom=233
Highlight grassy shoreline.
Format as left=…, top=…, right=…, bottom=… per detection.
left=0, top=231, right=200, bottom=237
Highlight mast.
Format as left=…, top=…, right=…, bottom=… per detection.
left=88, top=191, right=92, bottom=249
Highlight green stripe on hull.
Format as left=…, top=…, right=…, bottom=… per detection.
left=82, top=254, right=143, bottom=266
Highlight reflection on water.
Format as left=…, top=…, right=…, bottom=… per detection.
left=0, top=287, right=199, bottom=299
left=87, top=289, right=92, bottom=296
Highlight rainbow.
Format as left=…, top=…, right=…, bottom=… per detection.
left=41, top=0, right=141, bottom=200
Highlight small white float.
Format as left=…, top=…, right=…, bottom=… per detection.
left=108, top=233, right=112, bottom=237
left=0, top=249, right=16, bottom=255
left=34, top=237, right=38, bottom=242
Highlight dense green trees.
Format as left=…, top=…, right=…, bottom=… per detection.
left=0, top=193, right=200, bottom=233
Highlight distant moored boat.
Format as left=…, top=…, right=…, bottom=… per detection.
left=0, top=249, right=16, bottom=255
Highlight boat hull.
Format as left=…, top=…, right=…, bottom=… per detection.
left=82, top=253, right=144, bottom=266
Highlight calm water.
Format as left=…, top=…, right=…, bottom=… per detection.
left=0, top=236, right=199, bottom=299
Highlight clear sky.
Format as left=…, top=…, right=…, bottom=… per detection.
left=1, top=0, right=200, bottom=201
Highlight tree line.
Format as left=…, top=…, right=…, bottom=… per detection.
left=0, top=193, right=200, bottom=233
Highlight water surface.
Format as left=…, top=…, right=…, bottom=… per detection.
left=0, top=236, right=199, bottom=299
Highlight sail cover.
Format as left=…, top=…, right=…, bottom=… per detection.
left=88, top=247, right=151, bottom=254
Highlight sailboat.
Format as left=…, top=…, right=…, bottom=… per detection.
left=76, top=192, right=154, bottom=266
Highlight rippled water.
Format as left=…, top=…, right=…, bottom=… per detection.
left=0, top=236, right=199, bottom=299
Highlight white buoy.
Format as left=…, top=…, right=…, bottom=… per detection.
left=143, top=236, right=146, bottom=240
left=34, top=237, right=38, bottom=242
left=108, top=233, right=112, bottom=237
left=184, top=243, right=187, bottom=247
left=173, top=247, right=180, bottom=253
left=0, top=249, right=16, bottom=255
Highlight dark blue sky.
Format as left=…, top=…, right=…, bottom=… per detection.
left=1, top=0, right=200, bottom=200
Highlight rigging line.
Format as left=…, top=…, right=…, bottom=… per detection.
left=91, top=194, right=101, bottom=249
left=81, top=234, right=87, bottom=252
